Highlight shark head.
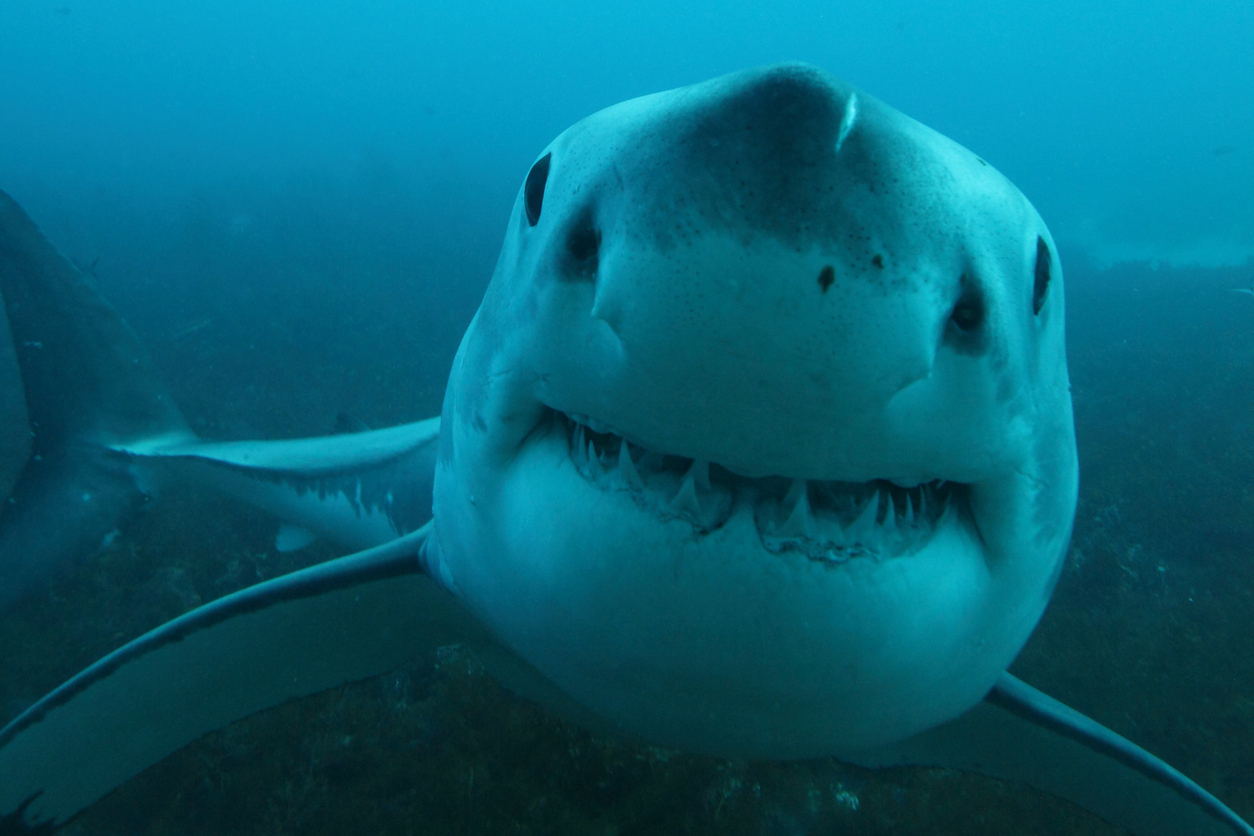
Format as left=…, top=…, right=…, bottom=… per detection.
left=432, top=63, right=1078, bottom=758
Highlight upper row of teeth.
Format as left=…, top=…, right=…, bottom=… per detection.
left=571, top=421, right=723, bottom=525
left=568, top=420, right=951, bottom=556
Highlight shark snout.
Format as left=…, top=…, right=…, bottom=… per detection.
left=494, top=62, right=1034, bottom=483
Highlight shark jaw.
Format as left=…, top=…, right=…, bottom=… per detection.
left=558, top=410, right=968, bottom=562
left=431, top=388, right=1068, bottom=758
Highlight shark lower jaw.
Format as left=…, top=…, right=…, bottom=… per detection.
left=554, top=410, right=978, bottom=565
left=438, top=408, right=1012, bottom=754
left=425, top=396, right=1065, bottom=754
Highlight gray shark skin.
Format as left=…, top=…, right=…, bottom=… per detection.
left=0, top=65, right=1250, bottom=836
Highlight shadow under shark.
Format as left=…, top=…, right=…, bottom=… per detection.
left=0, top=64, right=1250, bottom=836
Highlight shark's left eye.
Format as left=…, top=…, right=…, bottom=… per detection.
left=525, top=153, right=552, bottom=226
left=1032, top=236, right=1051, bottom=315
left=950, top=282, right=985, bottom=333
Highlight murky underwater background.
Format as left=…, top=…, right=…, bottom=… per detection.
left=0, top=225, right=1250, bottom=833
left=1, top=0, right=1253, bottom=833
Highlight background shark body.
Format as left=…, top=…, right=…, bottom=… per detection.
left=0, top=291, right=28, bottom=500
left=0, top=189, right=186, bottom=613
left=0, top=189, right=437, bottom=614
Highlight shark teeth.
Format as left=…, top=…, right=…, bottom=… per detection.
left=777, top=479, right=813, bottom=539
left=562, top=412, right=961, bottom=556
left=670, top=470, right=703, bottom=518
left=617, top=440, right=643, bottom=489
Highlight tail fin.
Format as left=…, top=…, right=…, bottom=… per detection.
left=0, top=188, right=190, bottom=612
left=0, top=188, right=189, bottom=450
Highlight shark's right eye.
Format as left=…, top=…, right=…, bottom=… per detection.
left=1032, top=236, right=1051, bottom=315
left=524, top=153, right=552, bottom=226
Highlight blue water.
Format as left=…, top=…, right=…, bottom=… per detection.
left=0, top=1, right=1251, bottom=833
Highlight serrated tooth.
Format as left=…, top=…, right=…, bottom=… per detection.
left=686, top=459, right=711, bottom=492
left=587, top=438, right=598, bottom=469
left=618, top=440, right=643, bottom=489
left=670, top=473, right=703, bottom=519
left=882, top=493, right=897, bottom=536
left=848, top=490, right=880, bottom=541
left=903, top=492, right=915, bottom=527
left=573, top=424, right=586, bottom=459
left=778, top=479, right=812, bottom=538
left=782, top=477, right=805, bottom=508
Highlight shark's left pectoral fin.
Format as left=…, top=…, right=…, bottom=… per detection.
left=847, top=672, right=1253, bottom=836
left=0, top=524, right=489, bottom=831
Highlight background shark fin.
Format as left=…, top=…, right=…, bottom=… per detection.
left=0, top=524, right=489, bottom=830
left=0, top=187, right=193, bottom=612
left=0, top=285, right=29, bottom=499
left=0, top=188, right=189, bottom=449
left=116, top=418, right=441, bottom=552
left=846, top=672, right=1253, bottom=836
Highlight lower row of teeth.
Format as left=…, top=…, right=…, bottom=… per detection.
left=568, top=421, right=952, bottom=561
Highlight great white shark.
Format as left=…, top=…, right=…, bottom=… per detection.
left=0, top=64, right=1250, bottom=835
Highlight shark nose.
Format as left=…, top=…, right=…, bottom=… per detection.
left=706, top=63, right=847, bottom=153
left=686, top=64, right=850, bottom=190
left=638, top=63, right=863, bottom=253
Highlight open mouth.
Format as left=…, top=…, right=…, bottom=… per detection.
left=554, top=412, right=969, bottom=563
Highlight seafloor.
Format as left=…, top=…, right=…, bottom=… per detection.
left=1, top=257, right=1251, bottom=835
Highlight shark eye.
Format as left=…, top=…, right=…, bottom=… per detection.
left=524, top=153, right=552, bottom=226
left=1032, top=236, right=1051, bottom=315
left=950, top=283, right=984, bottom=332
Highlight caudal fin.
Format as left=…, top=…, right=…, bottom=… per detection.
left=0, top=188, right=191, bottom=612
left=0, top=188, right=189, bottom=449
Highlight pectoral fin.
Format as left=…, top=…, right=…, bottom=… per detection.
left=0, top=524, right=489, bottom=831
left=846, top=672, right=1253, bottom=836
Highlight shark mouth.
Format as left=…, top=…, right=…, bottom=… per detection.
left=556, top=412, right=968, bottom=563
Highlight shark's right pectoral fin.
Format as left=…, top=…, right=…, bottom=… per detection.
left=0, top=523, right=491, bottom=831
left=846, top=672, right=1253, bottom=836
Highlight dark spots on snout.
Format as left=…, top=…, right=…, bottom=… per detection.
left=817, top=264, right=835, bottom=292
left=944, top=273, right=989, bottom=355
left=872, top=253, right=884, bottom=268
left=561, top=208, right=601, bottom=281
